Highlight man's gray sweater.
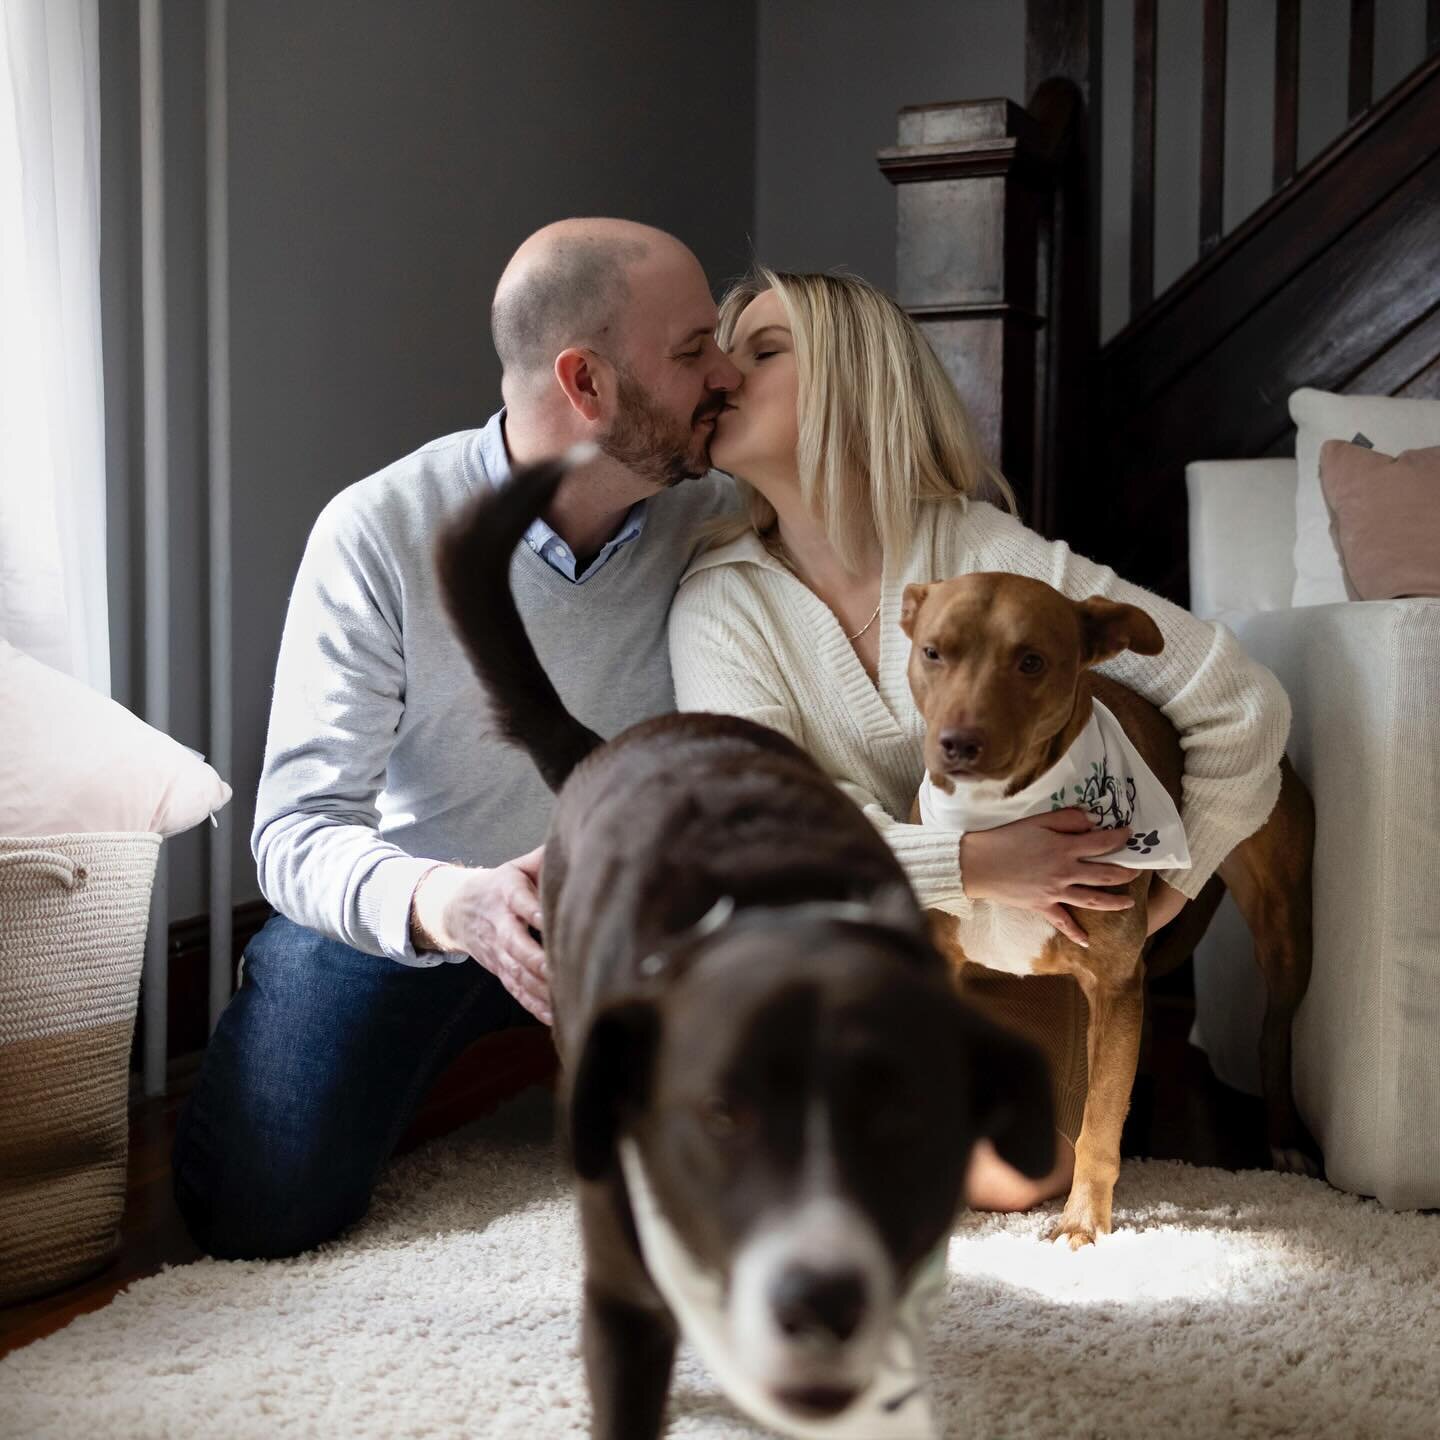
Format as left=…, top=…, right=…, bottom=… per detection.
left=252, top=410, right=733, bottom=966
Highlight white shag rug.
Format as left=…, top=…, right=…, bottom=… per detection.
left=4, top=1090, right=1439, bottom=1440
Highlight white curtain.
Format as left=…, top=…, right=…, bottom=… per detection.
left=0, top=0, right=107, bottom=694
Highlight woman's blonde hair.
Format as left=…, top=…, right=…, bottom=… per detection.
left=701, top=267, right=1015, bottom=571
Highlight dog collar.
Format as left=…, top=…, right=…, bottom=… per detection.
left=919, top=698, right=1191, bottom=870
left=637, top=896, right=930, bottom=982
left=618, top=1139, right=944, bottom=1439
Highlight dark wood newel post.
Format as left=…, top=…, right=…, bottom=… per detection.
left=877, top=0, right=1099, bottom=547
left=877, top=102, right=1062, bottom=536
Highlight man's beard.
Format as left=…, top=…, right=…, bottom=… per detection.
left=601, top=368, right=724, bottom=489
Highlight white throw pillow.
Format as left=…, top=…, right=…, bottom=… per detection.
left=1290, top=388, right=1440, bottom=607
left=0, top=636, right=231, bottom=837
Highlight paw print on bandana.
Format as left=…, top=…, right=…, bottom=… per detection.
left=1126, top=829, right=1160, bottom=855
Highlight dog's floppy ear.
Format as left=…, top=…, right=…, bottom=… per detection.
left=569, top=999, right=661, bottom=1182
left=899, top=583, right=932, bottom=638
left=1075, top=596, right=1164, bottom=667
left=956, top=1004, right=1057, bottom=1180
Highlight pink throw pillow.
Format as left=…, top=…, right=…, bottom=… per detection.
left=1318, top=440, right=1440, bottom=601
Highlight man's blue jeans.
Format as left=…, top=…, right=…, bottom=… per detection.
left=171, top=913, right=536, bottom=1260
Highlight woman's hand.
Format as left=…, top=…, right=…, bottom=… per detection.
left=958, top=809, right=1138, bottom=947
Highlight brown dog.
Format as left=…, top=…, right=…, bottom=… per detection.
left=901, top=571, right=1318, bottom=1248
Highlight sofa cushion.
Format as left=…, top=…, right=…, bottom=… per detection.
left=0, top=637, right=231, bottom=838
left=1288, top=388, right=1440, bottom=607
left=1319, top=440, right=1440, bottom=600
left=1185, top=459, right=1298, bottom=626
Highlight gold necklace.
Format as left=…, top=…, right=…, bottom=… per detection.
left=766, top=532, right=881, bottom=643
left=846, top=601, right=882, bottom=641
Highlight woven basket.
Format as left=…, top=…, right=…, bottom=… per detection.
left=0, top=833, right=161, bottom=1305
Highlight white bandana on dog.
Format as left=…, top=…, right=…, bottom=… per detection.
left=918, top=698, right=1192, bottom=871
left=618, top=1140, right=944, bottom=1440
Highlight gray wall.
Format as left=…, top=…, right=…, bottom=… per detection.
left=103, top=0, right=757, bottom=920
left=754, top=0, right=1024, bottom=293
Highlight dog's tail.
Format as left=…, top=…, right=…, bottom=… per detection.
left=435, top=447, right=604, bottom=792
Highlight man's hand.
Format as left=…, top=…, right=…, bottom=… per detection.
left=410, top=846, right=551, bottom=1024
left=958, top=809, right=1139, bottom=948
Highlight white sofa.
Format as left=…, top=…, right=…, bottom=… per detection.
left=1186, top=459, right=1440, bottom=1209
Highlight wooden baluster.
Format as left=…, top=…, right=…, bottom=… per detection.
left=1274, top=0, right=1300, bottom=189
left=1349, top=0, right=1375, bottom=118
left=1131, top=0, right=1157, bottom=313
left=1199, top=0, right=1228, bottom=256
left=1025, top=0, right=1100, bottom=112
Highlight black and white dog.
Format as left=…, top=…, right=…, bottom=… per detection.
left=435, top=455, right=1055, bottom=1440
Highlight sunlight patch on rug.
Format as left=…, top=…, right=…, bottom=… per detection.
left=946, top=1222, right=1280, bottom=1305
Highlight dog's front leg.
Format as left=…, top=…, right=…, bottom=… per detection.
left=583, top=1281, right=677, bottom=1440
left=576, top=1180, right=678, bottom=1440
left=1047, top=963, right=1145, bottom=1249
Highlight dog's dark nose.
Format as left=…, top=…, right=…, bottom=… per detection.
left=938, top=727, right=986, bottom=766
left=770, top=1265, right=867, bottom=1344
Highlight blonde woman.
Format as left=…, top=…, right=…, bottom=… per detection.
left=668, top=269, right=1290, bottom=1212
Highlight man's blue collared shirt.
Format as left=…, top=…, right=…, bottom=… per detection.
left=474, top=410, right=647, bottom=584
left=522, top=503, right=646, bottom=582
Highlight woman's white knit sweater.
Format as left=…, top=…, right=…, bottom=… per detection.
left=668, top=498, right=1290, bottom=913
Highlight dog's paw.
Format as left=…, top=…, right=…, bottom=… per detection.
left=1042, top=1215, right=1094, bottom=1249
left=1045, top=1212, right=1108, bottom=1250
left=1045, top=1179, right=1113, bottom=1249
left=1042, top=1215, right=1105, bottom=1249
left=1270, top=1144, right=1321, bottom=1178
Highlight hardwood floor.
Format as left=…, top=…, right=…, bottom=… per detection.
left=0, top=980, right=1266, bottom=1362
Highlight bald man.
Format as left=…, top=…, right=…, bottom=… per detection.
left=172, top=220, right=742, bottom=1260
